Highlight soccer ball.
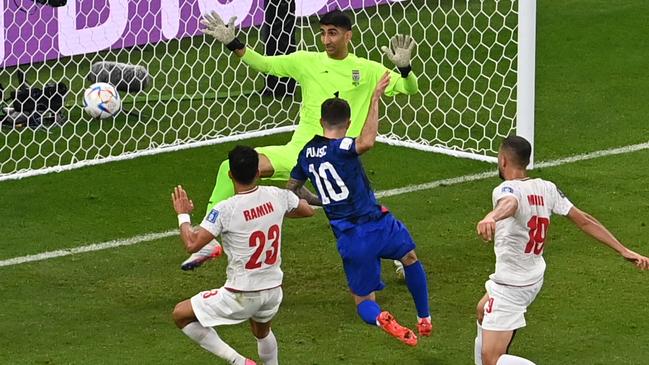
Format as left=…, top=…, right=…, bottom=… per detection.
left=83, top=82, right=121, bottom=119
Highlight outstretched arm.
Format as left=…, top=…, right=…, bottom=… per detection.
left=201, top=12, right=301, bottom=77
left=387, top=70, right=418, bottom=95
left=355, top=72, right=391, bottom=155
left=476, top=196, right=518, bottom=241
left=567, top=207, right=649, bottom=270
left=382, top=35, right=419, bottom=95
left=172, top=185, right=216, bottom=253
left=287, top=178, right=322, bottom=206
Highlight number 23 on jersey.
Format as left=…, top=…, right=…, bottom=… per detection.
left=245, top=224, right=280, bottom=270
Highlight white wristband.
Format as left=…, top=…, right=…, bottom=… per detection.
left=177, top=213, right=191, bottom=227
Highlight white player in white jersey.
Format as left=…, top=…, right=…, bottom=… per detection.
left=473, top=136, right=649, bottom=365
left=171, top=145, right=314, bottom=365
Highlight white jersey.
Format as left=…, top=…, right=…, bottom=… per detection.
left=200, top=186, right=300, bottom=291
left=489, top=178, right=573, bottom=286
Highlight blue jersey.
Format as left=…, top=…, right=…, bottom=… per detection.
left=290, top=135, right=383, bottom=228
left=292, top=135, right=418, bottom=297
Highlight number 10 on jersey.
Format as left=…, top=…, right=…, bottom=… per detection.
left=308, top=162, right=349, bottom=205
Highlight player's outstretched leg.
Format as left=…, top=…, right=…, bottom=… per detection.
left=356, top=299, right=417, bottom=346
left=377, top=311, right=418, bottom=347
left=400, top=250, right=432, bottom=336
left=173, top=300, right=255, bottom=365
left=179, top=159, right=233, bottom=270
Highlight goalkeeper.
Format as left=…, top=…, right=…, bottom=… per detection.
left=181, top=9, right=419, bottom=270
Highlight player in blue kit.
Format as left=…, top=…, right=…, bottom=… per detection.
left=287, top=73, right=432, bottom=346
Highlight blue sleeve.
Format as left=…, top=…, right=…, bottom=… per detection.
left=290, top=158, right=307, bottom=181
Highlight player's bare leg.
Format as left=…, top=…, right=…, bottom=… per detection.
left=173, top=300, right=254, bottom=364
left=481, top=329, right=515, bottom=365
left=250, top=319, right=278, bottom=365
left=399, top=250, right=433, bottom=336
left=475, top=293, right=489, bottom=365
left=181, top=153, right=274, bottom=271
left=353, top=292, right=418, bottom=346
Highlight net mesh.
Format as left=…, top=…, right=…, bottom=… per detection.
left=0, top=0, right=519, bottom=180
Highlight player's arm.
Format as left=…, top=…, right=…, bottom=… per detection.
left=286, top=199, right=316, bottom=218
left=172, top=185, right=217, bottom=253
left=566, top=206, right=649, bottom=270
left=286, top=178, right=322, bottom=206
left=201, top=12, right=303, bottom=78
left=381, top=35, right=419, bottom=95
left=476, top=196, right=518, bottom=241
left=355, top=72, right=391, bottom=155
left=385, top=69, right=418, bottom=96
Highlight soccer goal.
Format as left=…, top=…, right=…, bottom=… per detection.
left=0, top=0, right=535, bottom=182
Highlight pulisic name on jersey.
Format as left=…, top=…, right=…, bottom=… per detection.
left=306, top=146, right=327, bottom=158
left=243, top=202, right=275, bottom=221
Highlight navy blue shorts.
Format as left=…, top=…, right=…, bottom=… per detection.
left=334, top=213, right=416, bottom=296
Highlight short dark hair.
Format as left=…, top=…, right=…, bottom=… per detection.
left=228, top=145, right=259, bottom=185
left=501, top=135, right=531, bottom=167
left=321, top=98, right=351, bottom=127
left=319, top=10, right=352, bottom=31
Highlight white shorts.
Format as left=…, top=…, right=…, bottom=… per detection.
left=191, top=286, right=283, bottom=327
left=481, top=279, right=543, bottom=331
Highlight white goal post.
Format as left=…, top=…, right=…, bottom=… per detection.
left=0, top=0, right=536, bottom=181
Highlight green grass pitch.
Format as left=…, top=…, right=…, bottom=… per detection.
left=1, top=0, right=649, bottom=364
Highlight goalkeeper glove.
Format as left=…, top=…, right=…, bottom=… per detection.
left=200, top=12, right=245, bottom=52
left=381, top=34, right=416, bottom=77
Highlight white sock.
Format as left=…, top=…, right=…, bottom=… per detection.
left=182, top=322, right=245, bottom=364
left=497, top=354, right=536, bottom=365
left=257, top=330, right=278, bottom=365
left=474, top=321, right=483, bottom=365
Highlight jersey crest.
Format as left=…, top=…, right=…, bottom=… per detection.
left=352, top=70, right=360, bottom=86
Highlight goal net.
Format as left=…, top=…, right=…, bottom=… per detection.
left=0, top=0, right=535, bottom=181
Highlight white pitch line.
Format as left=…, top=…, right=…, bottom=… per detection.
left=377, top=140, right=649, bottom=199
left=0, top=231, right=176, bottom=267
left=1, top=141, right=648, bottom=268
left=535, top=141, right=649, bottom=169
left=376, top=171, right=498, bottom=199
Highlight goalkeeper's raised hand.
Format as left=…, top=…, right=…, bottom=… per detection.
left=200, top=11, right=245, bottom=52
left=381, top=34, right=416, bottom=77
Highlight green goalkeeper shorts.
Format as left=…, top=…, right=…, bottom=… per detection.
left=255, top=140, right=306, bottom=181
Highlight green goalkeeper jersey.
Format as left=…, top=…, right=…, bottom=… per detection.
left=241, top=48, right=419, bottom=145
